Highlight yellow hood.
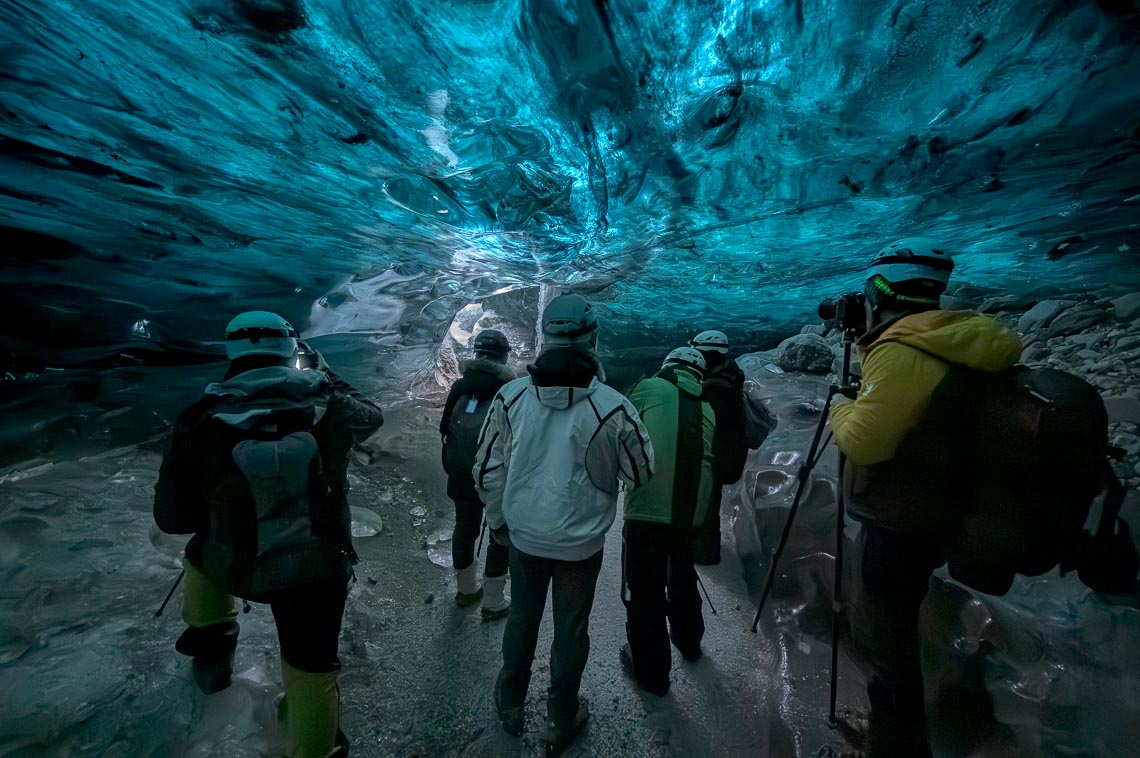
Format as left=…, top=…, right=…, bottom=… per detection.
left=868, top=310, right=1022, bottom=372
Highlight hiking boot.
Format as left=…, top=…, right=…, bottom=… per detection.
left=677, top=644, right=703, bottom=663
left=542, top=696, right=589, bottom=755
left=495, top=689, right=524, bottom=737
left=455, top=563, right=483, bottom=608
left=481, top=575, right=510, bottom=621
left=619, top=644, right=669, bottom=697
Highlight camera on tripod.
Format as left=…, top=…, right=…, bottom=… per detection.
left=818, top=292, right=867, bottom=337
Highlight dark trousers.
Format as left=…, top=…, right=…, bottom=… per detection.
left=621, top=521, right=704, bottom=689
left=852, top=526, right=944, bottom=758
left=271, top=584, right=349, bottom=673
left=451, top=493, right=508, bottom=577
left=495, top=546, right=604, bottom=727
left=692, top=483, right=725, bottom=563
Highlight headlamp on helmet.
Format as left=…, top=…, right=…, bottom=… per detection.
left=224, top=311, right=299, bottom=361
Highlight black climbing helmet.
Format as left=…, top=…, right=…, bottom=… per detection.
left=473, top=329, right=510, bottom=361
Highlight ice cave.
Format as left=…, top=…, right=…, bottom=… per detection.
left=1, top=0, right=1139, bottom=756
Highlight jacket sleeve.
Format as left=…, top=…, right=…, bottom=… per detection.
left=474, top=392, right=511, bottom=529
left=153, top=415, right=207, bottom=535
left=616, top=397, right=655, bottom=489
left=829, top=343, right=948, bottom=466
left=328, top=378, right=384, bottom=442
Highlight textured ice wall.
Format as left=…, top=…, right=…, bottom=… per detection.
left=1, top=0, right=1138, bottom=366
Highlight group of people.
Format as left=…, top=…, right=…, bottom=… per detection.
left=154, top=235, right=1027, bottom=757
left=440, top=293, right=754, bottom=751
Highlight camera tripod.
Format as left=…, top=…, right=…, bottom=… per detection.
left=749, top=331, right=858, bottom=727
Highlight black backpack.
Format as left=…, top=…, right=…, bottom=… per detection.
left=879, top=344, right=1137, bottom=596
left=443, top=393, right=493, bottom=487
left=941, top=366, right=1136, bottom=596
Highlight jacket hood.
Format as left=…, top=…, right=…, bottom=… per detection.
left=530, top=377, right=603, bottom=410
left=657, top=366, right=703, bottom=397
left=460, top=358, right=514, bottom=384
left=204, top=366, right=329, bottom=429
left=869, top=310, right=1022, bottom=371
left=528, top=348, right=605, bottom=387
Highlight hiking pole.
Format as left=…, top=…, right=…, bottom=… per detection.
left=476, top=518, right=487, bottom=558
left=155, top=569, right=184, bottom=617
left=695, top=573, right=718, bottom=616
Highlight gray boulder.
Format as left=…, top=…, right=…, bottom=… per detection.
left=1045, top=304, right=1107, bottom=338
left=777, top=334, right=836, bottom=374
left=1018, top=299, right=1074, bottom=333
left=1111, top=292, right=1140, bottom=322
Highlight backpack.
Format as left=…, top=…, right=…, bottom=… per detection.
left=940, top=366, right=1136, bottom=596
left=443, top=393, right=492, bottom=486
left=871, top=343, right=1137, bottom=596
left=199, top=373, right=343, bottom=601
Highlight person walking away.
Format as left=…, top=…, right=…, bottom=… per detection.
left=154, top=312, right=384, bottom=758
left=620, top=347, right=716, bottom=696
left=829, top=238, right=1021, bottom=757
left=475, top=293, right=654, bottom=753
left=688, top=330, right=748, bottom=565
left=440, top=329, right=515, bottom=619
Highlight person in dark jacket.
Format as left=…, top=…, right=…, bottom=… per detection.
left=688, top=330, right=748, bottom=565
left=154, top=312, right=383, bottom=758
left=620, top=347, right=716, bottom=695
left=440, top=329, right=515, bottom=618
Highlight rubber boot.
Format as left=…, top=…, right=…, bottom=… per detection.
left=481, top=575, right=510, bottom=621
left=280, top=659, right=341, bottom=758
left=455, top=562, right=483, bottom=608
left=175, top=621, right=239, bottom=694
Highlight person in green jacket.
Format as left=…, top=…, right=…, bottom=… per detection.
left=620, top=347, right=717, bottom=696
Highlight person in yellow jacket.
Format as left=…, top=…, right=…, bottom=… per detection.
left=828, top=238, right=1022, bottom=758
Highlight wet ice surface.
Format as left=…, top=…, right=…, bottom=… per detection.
left=1, top=394, right=1138, bottom=757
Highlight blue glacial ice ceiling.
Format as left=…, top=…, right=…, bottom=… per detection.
left=1, top=0, right=1139, bottom=365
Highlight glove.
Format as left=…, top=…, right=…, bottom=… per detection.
left=491, top=524, right=511, bottom=548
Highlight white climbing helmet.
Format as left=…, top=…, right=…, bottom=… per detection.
left=224, top=311, right=298, bottom=360
left=541, top=294, right=599, bottom=350
left=689, top=330, right=729, bottom=355
left=866, top=237, right=954, bottom=291
left=663, top=346, right=707, bottom=376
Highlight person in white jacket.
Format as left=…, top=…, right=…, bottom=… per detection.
left=475, top=293, right=654, bottom=752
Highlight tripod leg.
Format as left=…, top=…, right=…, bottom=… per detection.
left=828, top=453, right=847, bottom=725
left=750, top=389, right=837, bottom=633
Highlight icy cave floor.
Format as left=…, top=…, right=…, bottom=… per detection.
left=1, top=376, right=1138, bottom=757
left=0, top=402, right=837, bottom=758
